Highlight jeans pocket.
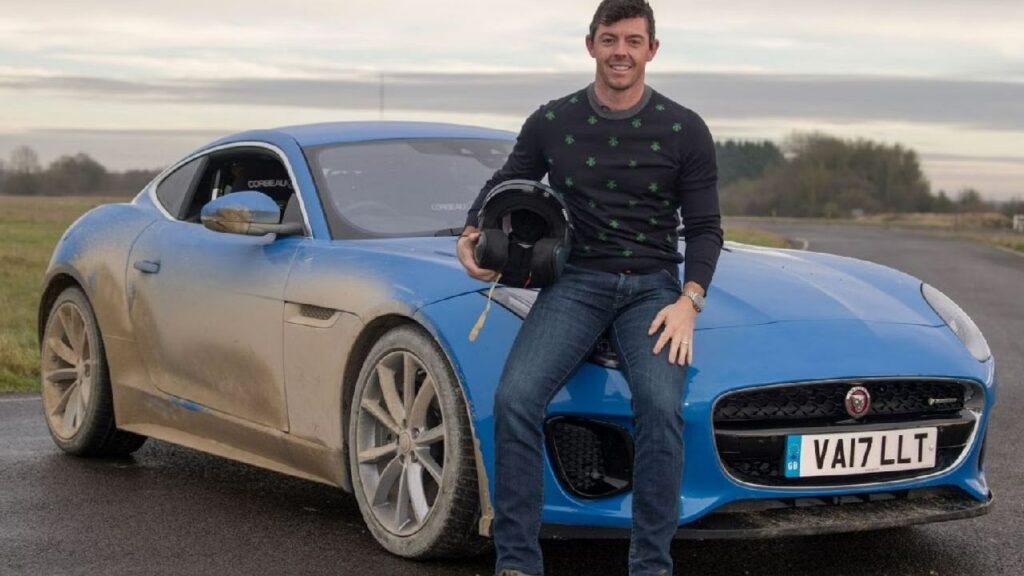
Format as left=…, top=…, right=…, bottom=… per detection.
left=658, top=268, right=682, bottom=291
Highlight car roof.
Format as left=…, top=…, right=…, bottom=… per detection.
left=211, top=121, right=517, bottom=149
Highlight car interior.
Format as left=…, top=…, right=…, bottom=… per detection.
left=181, top=148, right=303, bottom=230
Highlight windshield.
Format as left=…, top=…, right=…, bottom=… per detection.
left=308, top=138, right=516, bottom=238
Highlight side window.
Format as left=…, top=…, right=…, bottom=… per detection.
left=155, top=157, right=204, bottom=219
left=181, top=149, right=299, bottom=225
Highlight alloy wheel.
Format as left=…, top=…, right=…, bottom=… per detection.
left=41, top=301, right=94, bottom=439
left=356, top=350, right=447, bottom=536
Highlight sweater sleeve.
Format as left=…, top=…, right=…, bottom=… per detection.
left=676, top=113, right=724, bottom=292
left=465, top=106, right=548, bottom=228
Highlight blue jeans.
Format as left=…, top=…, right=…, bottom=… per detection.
left=493, top=263, right=688, bottom=576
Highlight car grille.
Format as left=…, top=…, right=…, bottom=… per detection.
left=713, top=379, right=982, bottom=487
left=545, top=417, right=633, bottom=499
left=714, top=379, right=968, bottom=425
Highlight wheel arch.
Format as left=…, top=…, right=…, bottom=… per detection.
left=38, top=268, right=87, bottom=348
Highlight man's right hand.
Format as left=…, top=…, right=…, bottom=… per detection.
left=457, top=229, right=501, bottom=282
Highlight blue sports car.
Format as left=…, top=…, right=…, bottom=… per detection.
left=38, top=122, right=994, bottom=558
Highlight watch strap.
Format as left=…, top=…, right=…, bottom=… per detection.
left=683, top=290, right=704, bottom=313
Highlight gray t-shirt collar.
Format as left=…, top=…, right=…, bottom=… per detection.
left=586, top=83, right=653, bottom=119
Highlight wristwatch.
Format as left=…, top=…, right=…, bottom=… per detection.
left=682, top=290, right=705, bottom=313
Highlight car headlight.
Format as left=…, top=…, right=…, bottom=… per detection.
left=921, top=283, right=991, bottom=362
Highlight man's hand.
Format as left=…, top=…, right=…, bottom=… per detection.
left=456, top=228, right=500, bottom=282
left=648, top=284, right=702, bottom=365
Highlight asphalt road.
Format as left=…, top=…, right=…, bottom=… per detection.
left=2, top=222, right=1022, bottom=576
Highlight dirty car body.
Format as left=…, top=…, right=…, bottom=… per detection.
left=39, top=122, right=995, bottom=556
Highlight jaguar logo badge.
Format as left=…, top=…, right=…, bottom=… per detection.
left=845, top=386, right=871, bottom=419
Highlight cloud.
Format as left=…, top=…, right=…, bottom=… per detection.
left=1, top=1, right=1020, bottom=198
left=3, top=70, right=1022, bottom=134
left=920, top=155, right=1024, bottom=199
left=1, top=1, right=1021, bottom=80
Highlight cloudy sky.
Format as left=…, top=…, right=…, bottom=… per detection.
left=1, top=0, right=1022, bottom=199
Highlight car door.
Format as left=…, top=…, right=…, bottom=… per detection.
left=126, top=146, right=303, bottom=430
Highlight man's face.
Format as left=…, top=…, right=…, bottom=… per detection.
left=586, top=16, right=659, bottom=92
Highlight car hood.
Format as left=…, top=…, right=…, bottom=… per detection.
left=344, top=238, right=943, bottom=330
left=699, top=243, right=942, bottom=329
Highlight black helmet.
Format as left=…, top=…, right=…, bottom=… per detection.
left=474, top=179, right=573, bottom=288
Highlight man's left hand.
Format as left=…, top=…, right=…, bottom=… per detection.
left=648, top=290, right=700, bottom=366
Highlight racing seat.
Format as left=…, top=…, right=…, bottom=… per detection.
left=228, top=160, right=295, bottom=212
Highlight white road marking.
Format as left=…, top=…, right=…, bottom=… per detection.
left=793, top=237, right=810, bottom=250
left=0, top=396, right=41, bottom=403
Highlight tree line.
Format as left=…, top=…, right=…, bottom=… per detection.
left=715, top=134, right=1022, bottom=218
left=2, top=139, right=1020, bottom=218
left=0, top=146, right=160, bottom=197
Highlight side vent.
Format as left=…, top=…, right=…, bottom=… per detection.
left=300, top=304, right=335, bottom=320
left=285, top=302, right=339, bottom=328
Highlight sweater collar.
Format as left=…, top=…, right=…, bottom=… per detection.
left=586, top=83, right=653, bottom=119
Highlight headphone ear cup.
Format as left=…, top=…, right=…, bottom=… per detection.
left=529, top=238, right=564, bottom=287
left=474, top=229, right=508, bottom=271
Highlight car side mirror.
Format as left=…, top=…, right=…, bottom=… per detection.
left=200, top=191, right=303, bottom=236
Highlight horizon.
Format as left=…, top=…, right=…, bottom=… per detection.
left=1, top=1, right=1021, bottom=200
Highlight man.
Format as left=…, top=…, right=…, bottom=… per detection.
left=457, top=1, right=723, bottom=574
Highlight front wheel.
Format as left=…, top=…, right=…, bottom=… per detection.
left=348, top=324, right=486, bottom=558
left=40, top=287, right=146, bottom=456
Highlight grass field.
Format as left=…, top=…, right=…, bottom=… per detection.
left=0, top=196, right=123, bottom=392
left=724, top=227, right=789, bottom=248
left=730, top=213, right=1024, bottom=254
left=0, top=195, right=788, bottom=393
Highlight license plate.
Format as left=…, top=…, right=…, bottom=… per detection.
left=784, top=427, right=937, bottom=478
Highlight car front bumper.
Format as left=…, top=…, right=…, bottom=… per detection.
left=541, top=486, right=991, bottom=539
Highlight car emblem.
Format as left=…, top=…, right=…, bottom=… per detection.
left=845, top=386, right=871, bottom=419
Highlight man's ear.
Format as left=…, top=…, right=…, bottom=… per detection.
left=585, top=35, right=596, bottom=57
left=648, top=38, right=660, bottom=61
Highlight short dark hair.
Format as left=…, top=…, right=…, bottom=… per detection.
left=588, top=0, right=656, bottom=45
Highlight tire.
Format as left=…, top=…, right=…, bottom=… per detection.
left=348, top=324, right=487, bottom=558
left=39, top=286, right=147, bottom=457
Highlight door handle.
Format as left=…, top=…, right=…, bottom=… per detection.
left=133, top=260, right=161, bottom=274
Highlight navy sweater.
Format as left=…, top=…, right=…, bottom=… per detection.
left=466, top=85, right=723, bottom=291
